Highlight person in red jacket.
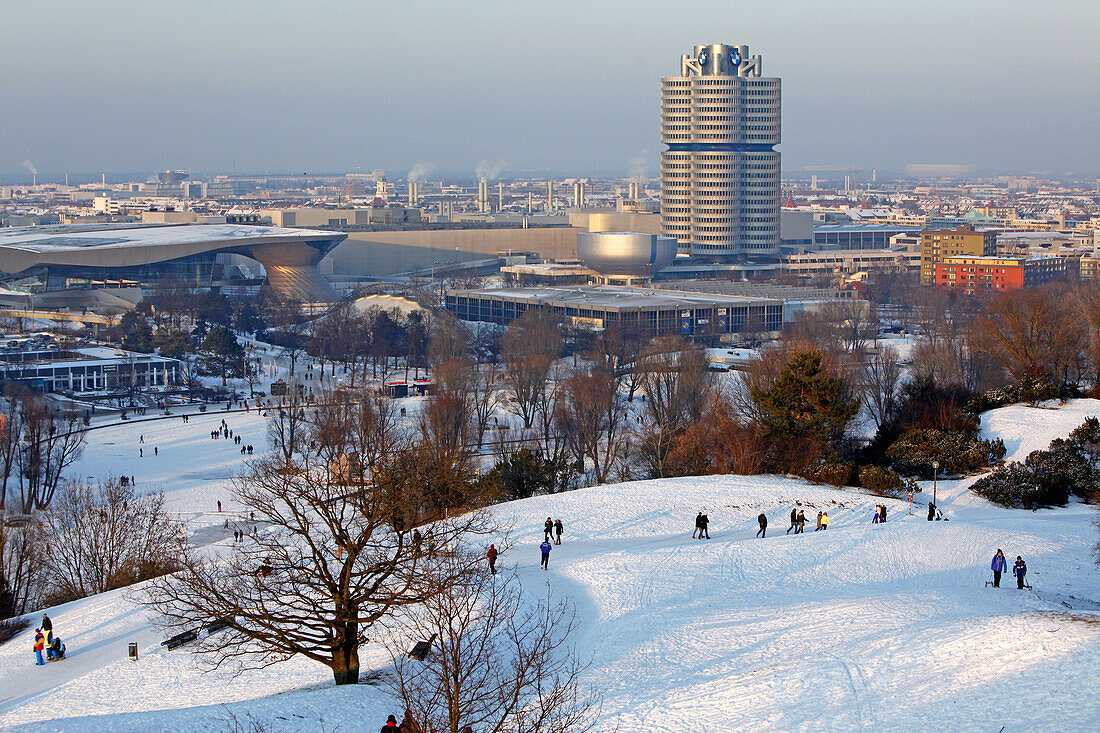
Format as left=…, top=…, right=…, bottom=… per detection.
left=487, top=544, right=499, bottom=575
left=33, top=628, right=45, bottom=666
left=380, top=713, right=400, bottom=731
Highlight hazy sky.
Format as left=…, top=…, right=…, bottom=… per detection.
left=1, top=0, right=1097, bottom=181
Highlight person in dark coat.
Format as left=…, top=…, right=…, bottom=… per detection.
left=786, top=507, right=798, bottom=534
left=1013, top=556, right=1028, bottom=589
left=539, top=540, right=552, bottom=570
left=693, top=512, right=704, bottom=539
left=756, top=512, right=767, bottom=538
left=553, top=519, right=563, bottom=545
left=927, top=502, right=936, bottom=521
left=991, top=549, right=1007, bottom=587
left=543, top=517, right=554, bottom=542
left=380, top=713, right=400, bottom=731
left=795, top=509, right=807, bottom=534
left=487, top=544, right=498, bottom=574
left=699, top=512, right=710, bottom=539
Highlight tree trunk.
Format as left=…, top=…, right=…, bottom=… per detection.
left=331, top=621, right=360, bottom=685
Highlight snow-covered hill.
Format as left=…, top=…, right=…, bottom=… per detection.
left=1, top=402, right=1099, bottom=732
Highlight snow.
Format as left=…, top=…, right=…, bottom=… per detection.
left=1, top=401, right=1099, bottom=731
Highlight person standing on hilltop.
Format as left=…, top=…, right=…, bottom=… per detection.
left=543, top=517, right=554, bottom=543
left=1013, top=556, right=1028, bottom=589
left=756, top=512, right=767, bottom=538
left=487, top=544, right=499, bottom=575
left=990, top=549, right=1007, bottom=588
left=554, top=518, right=564, bottom=545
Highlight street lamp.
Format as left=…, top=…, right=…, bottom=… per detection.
left=931, top=460, right=940, bottom=520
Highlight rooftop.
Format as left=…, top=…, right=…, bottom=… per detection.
left=450, top=285, right=780, bottom=309
left=0, top=223, right=342, bottom=253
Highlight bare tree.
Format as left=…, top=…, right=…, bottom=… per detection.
left=0, top=387, right=25, bottom=511
left=15, top=395, right=86, bottom=513
left=0, top=518, right=44, bottom=618
left=146, top=401, right=492, bottom=685
left=636, top=337, right=712, bottom=478
left=555, top=366, right=626, bottom=484
left=388, top=561, right=597, bottom=733
left=502, top=310, right=561, bottom=430
left=862, top=346, right=903, bottom=431
left=41, top=479, right=184, bottom=601
left=269, top=299, right=308, bottom=377
left=268, top=388, right=311, bottom=466
left=972, top=287, right=1086, bottom=387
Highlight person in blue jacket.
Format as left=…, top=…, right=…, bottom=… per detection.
left=539, top=539, right=552, bottom=570
left=990, top=549, right=1007, bottom=587
left=1013, top=556, right=1028, bottom=589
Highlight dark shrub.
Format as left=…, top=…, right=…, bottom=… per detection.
left=799, top=460, right=855, bottom=488
left=885, top=428, right=1005, bottom=478
left=858, top=465, right=919, bottom=498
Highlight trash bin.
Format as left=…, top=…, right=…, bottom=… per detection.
left=128, top=642, right=138, bottom=661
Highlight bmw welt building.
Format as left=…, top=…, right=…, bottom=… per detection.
left=0, top=223, right=346, bottom=303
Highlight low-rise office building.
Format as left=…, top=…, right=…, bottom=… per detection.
left=920, top=225, right=999, bottom=284
left=446, top=285, right=784, bottom=338
left=0, top=344, right=181, bottom=393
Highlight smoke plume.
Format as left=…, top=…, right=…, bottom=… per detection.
left=407, top=161, right=432, bottom=183
left=475, top=158, right=506, bottom=181
left=628, top=148, right=650, bottom=180
left=22, top=159, right=37, bottom=176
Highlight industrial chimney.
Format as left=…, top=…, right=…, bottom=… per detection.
left=478, top=178, right=489, bottom=213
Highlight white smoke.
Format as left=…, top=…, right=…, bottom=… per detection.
left=475, top=158, right=506, bottom=181
left=407, top=161, right=432, bottom=183
left=628, top=148, right=650, bottom=180
left=22, top=159, right=37, bottom=176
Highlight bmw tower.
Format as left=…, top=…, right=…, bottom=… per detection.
left=661, top=44, right=781, bottom=260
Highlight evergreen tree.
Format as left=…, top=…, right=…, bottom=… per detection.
left=200, top=327, right=244, bottom=384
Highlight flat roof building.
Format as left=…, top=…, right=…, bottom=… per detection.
left=0, top=344, right=181, bottom=394
left=934, top=255, right=1068, bottom=294
left=446, top=285, right=783, bottom=338
left=920, top=225, right=998, bottom=285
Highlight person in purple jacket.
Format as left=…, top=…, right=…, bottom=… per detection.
left=539, top=539, right=552, bottom=570
left=990, top=549, right=1007, bottom=587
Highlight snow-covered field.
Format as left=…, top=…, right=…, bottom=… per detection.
left=1, top=402, right=1099, bottom=731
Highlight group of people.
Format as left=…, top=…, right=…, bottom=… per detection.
left=693, top=512, right=711, bottom=539
left=791, top=508, right=831, bottom=534
left=380, top=713, right=472, bottom=732
left=32, top=614, right=65, bottom=665
left=990, top=549, right=1029, bottom=589
left=543, top=517, right=564, bottom=545
left=871, top=504, right=888, bottom=524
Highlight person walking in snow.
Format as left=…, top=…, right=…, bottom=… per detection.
left=699, top=512, right=710, bottom=539
left=1013, top=556, right=1028, bottom=589
left=815, top=511, right=823, bottom=531
left=786, top=507, right=798, bottom=535
left=487, top=544, right=499, bottom=574
left=991, top=549, right=1007, bottom=588
left=872, top=505, right=881, bottom=524
left=380, top=713, right=400, bottom=731
left=927, top=501, right=936, bottom=521
left=544, top=517, right=554, bottom=543
left=880, top=505, right=887, bottom=523
left=756, top=512, right=767, bottom=538
left=154, top=446, right=158, bottom=456
left=33, top=628, right=45, bottom=666
left=539, top=539, right=552, bottom=570
left=694, top=512, right=704, bottom=539
left=795, top=509, right=807, bottom=534
left=821, top=511, right=829, bottom=530
left=554, top=519, right=563, bottom=545
left=217, top=500, right=222, bottom=512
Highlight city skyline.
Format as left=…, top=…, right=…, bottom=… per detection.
left=0, top=0, right=1097, bottom=179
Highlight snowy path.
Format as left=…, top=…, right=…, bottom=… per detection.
left=1, top=402, right=1099, bottom=731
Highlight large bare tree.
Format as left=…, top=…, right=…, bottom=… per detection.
left=15, top=394, right=86, bottom=513
left=861, top=346, right=903, bottom=432
left=555, top=366, right=626, bottom=484
left=387, top=561, right=597, bottom=733
left=146, top=400, right=491, bottom=685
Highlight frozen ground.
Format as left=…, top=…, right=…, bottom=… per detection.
left=1, top=402, right=1099, bottom=731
